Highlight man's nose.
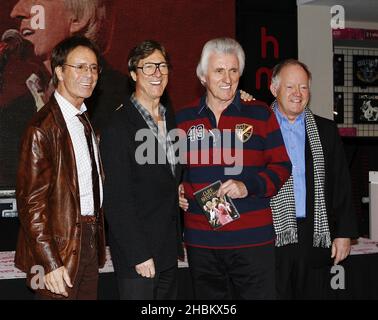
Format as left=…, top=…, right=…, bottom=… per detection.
left=83, top=68, right=95, bottom=78
left=293, top=86, right=302, bottom=95
left=223, top=72, right=231, bottom=83
left=153, top=66, right=162, bottom=77
left=10, top=0, right=31, bottom=19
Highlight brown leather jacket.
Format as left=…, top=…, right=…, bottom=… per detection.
left=14, top=96, right=106, bottom=288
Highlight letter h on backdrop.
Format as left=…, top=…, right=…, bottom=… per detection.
left=256, top=27, right=280, bottom=90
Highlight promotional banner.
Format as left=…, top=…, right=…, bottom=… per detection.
left=0, top=0, right=235, bottom=189
left=0, top=0, right=235, bottom=250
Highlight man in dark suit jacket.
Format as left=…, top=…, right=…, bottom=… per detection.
left=100, top=40, right=183, bottom=300
left=269, top=59, right=358, bottom=299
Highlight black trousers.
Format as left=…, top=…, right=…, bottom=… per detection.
left=275, top=218, right=334, bottom=300
left=116, top=265, right=178, bottom=300
left=187, top=244, right=275, bottom=300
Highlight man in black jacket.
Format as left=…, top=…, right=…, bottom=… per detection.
left=269, top=59, right=358, bottom=299
left=100, top=40, right=183, bottom=300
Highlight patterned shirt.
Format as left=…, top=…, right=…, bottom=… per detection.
left=131, top=93, right=176, bottom=176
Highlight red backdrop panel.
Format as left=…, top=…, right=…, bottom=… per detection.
left=0, top=0, right=235, bottom=188
left=105, top=0, right=235, bottom=107
left=0, top=0, right=235, bottom=108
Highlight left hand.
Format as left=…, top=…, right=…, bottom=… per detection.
left=135, top=258, right=156, bottom=278
left=178, top=184, right=189, bottom=211
left=331, top=238, right=351, bottom=265
left=217, top=179, right=248, bottom=199
left=239, top=90, right=255, bottom=102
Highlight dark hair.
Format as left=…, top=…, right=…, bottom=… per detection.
left=271, top=59, right=312, bottom=87
left=127, top=40, right=170, bottom=73
left=51, top=35, right=101, bottom=87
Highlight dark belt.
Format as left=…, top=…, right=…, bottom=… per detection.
left=296, top=217, right=307, bottom=224
left=80, top=215, right=97, bottom=223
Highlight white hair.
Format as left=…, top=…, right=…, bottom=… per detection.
left=64, top=0, right=106, bottom=43
left=196, top=37, right=245, bottom=80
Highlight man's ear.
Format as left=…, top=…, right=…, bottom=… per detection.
left=200, top=76, right=206, bottom=87
left=130, top=71, right=137, bottom=82
left=69, top=14, right=91, bottom=35
left=270, top=83, right=277, bottom=97
left=55, top=66, right=64, bottom=82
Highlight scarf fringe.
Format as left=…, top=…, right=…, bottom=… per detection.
left=313, top=232, right=332, bottom=248
left=275, top=229, right=298, bottom=247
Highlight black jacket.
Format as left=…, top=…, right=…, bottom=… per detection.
left=296, top=115, right=358, bottom=267
left=100, top=98, right=183, bottom=277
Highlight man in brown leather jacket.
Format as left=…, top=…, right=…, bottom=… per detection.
left=14, top=36, right=106, bottom=300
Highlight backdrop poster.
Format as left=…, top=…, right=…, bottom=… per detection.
left=354, top=93, right=378, bottom=124
left=0, top=0, right=234, bottom=250
left=353, top=55, right=378, bottom=87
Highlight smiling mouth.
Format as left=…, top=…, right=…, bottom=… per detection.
left=20, top=28, right=35, bottom=37
left=150, top=80, right=162, bottom=85
left=80, top=83, right=93, bottom=88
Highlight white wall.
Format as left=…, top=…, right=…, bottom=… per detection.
left=298, top=5, right=334, bottom=119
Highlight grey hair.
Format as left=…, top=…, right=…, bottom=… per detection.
left=64, top=0, right=106, bottom=43
left=271, top=59, right=312, bottom=88
left=196, top=37, right=245, bottom=80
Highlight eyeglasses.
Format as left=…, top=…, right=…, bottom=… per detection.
left=137, top=62, right=169, bottom=76
left=63, top=63, right=102, bottom=75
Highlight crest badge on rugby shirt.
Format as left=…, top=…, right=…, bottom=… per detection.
left=235, top=124, right=253, bottom=143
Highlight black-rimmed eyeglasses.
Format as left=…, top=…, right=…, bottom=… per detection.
left=63, top=63, right=102, bottom=75
left=137, top=62, right=169, bottom=76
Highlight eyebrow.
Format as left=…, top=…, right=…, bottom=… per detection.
left=143, top=61, right=167, bottom=64
left=67, top=62, right=98, bottom=64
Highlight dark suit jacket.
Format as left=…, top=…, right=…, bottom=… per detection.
left=86, top=59, right=130, bottom=134
left=299, top=115, right=358, bottom=266
left=15, top=96, right=106, bottom=290
left=100, top=98, right=183, bottom=278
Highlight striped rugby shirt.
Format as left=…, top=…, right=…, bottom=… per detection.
left=176, top=92, right=291, bottom=249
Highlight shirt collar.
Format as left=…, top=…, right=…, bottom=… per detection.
left=198, top=90, right=242, bottom=115
left=54, top=90, right=87, bottom=120
left=131, top=92, right=166, bottom=118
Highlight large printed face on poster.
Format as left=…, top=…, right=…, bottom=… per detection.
left=0, top=0, right=235, bottom=188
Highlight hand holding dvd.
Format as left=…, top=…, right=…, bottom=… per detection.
left=194, top=180, right=240, bottom=230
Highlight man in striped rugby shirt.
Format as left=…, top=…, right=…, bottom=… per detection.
left=177, top=38, right=291, bottom=300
